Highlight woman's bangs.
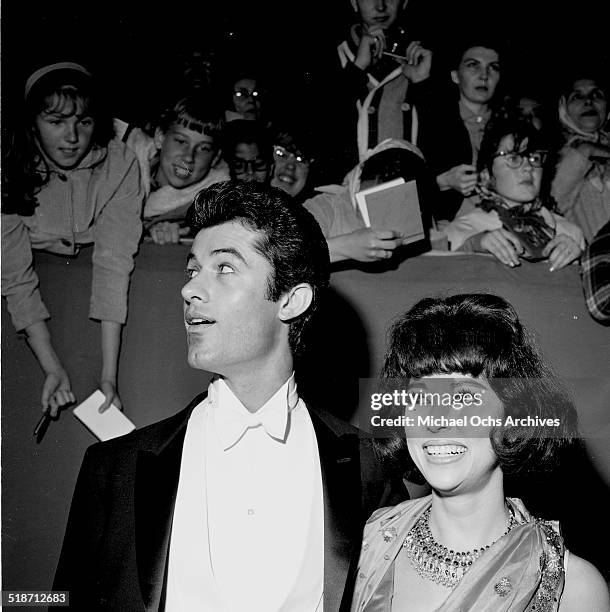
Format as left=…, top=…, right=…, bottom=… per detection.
left=43, top=88, right=90, bottom=117
left=401, top=326, right=497, bottom=379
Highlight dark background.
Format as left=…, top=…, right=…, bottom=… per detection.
left=2, top=0, right=609, bottom=125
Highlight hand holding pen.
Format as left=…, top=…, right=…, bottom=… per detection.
left=33, top=369, right=76, bottom=443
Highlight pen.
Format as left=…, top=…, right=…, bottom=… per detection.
left=382, top=51, right=408, bottom=61
left=33, top=412, right=51, bottom=442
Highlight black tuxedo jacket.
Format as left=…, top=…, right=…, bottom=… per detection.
left=53, top=393, right=406, bottom=611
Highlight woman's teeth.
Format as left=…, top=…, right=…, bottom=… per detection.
left=425, top=445, right=467, bottom=456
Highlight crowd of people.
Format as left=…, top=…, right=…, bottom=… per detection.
left=2, top=0, right=610, bottom=609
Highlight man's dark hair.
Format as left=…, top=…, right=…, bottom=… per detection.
left=187, top=181, right=330, bottom=355
left=376, top=293, right=578, bottom=480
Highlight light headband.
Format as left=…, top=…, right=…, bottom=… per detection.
left=24, top=62, right=91, bottom=100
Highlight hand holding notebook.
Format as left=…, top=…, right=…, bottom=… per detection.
left=355, top=178, right=425, bottom=245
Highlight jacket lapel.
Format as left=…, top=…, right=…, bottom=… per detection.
left=310, top=410, right=363, bottom=611
left=134, top=398, right=203, bottom=611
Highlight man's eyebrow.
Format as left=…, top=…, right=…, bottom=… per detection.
left=186, top=253, right=197, bottom=266
left=210, top=247, right=248, bottom=265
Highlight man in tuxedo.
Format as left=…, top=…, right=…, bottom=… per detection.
left=53, top=180, right=406, bottom=611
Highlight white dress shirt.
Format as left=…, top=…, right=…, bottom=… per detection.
left=166, top=375, right=324, bottom=611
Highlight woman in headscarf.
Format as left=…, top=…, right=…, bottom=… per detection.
left=551, top=72, right=610, bottom=242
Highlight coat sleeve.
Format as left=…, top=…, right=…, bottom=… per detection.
left=1, top=212, right=50, bottom=331
left=90, top=144, right=144, bottom=324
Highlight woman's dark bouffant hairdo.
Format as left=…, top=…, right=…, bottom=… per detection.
left=186, top=180, right=330, bottom=355
left=477, top=112, right=550, bottom=175
left=2, top=67, right=113, bottom=216
left=376, top=293, right=578, bottom=480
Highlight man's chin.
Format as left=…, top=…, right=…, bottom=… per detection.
left=186, top=350, right=213, bottom=371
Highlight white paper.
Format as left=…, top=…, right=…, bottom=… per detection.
left=73, top=390, right=136, bottom=441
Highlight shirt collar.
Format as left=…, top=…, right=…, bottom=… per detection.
left=459, top=100, right=490, bottom=125
left=209, top=374, right=299, bottom=450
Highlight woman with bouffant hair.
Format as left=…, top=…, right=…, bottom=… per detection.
left=351, top=294, right=609, bottom=611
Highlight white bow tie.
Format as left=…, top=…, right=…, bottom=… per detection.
left=215, top=404, right=289, bottom=450
left=211, top=378, right=297, bottom=450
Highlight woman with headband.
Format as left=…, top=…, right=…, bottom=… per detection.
left=2, top=62, right=143, bottom=417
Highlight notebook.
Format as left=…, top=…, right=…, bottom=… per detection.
left=73, top=390, right=136, bottom=441
left=355, top=178, right=425, bottom=245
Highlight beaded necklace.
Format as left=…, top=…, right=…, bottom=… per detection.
left=403, top=506, right=519, bottom=588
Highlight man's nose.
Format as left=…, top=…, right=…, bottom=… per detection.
left=375, top=0, right=387, bottom=11
left=181, top=276, right=208, bottom=303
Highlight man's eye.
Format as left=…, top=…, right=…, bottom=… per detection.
left=48, top=119, right=62, bottom=125
left=195, top=145, right=212, bottom=156
left=174, top=137, right=187, bottom=145
left=218, top=263, right=234, bottom=274
left=80, top=118, right=94, bottom=127
left=185, top=268, right=198, bottom=279
left=489, top=64, right=500, bottom=72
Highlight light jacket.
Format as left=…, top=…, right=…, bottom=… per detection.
left=1, top=139, right=143, bottom=331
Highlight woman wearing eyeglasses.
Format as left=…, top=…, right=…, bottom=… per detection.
left=225, top=75, right=266, bottom=123
left=222, top=119, right=272, bottom=184
left=269, top=125, right=317, bottom=202
left=445, top=114, right=584, bottom=270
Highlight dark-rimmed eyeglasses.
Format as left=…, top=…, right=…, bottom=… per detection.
left=272, top=145, right=311, bottom=167
left=494, top=150, right=548, bottom=169
left=231, top=157, right=269, bottom=174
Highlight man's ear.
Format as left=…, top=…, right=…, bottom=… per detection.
left=278, top=283, right=313, bottom=322
left=153, top=127, right=165, bottom=150
left=450, top=70, right=459, bottom=86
